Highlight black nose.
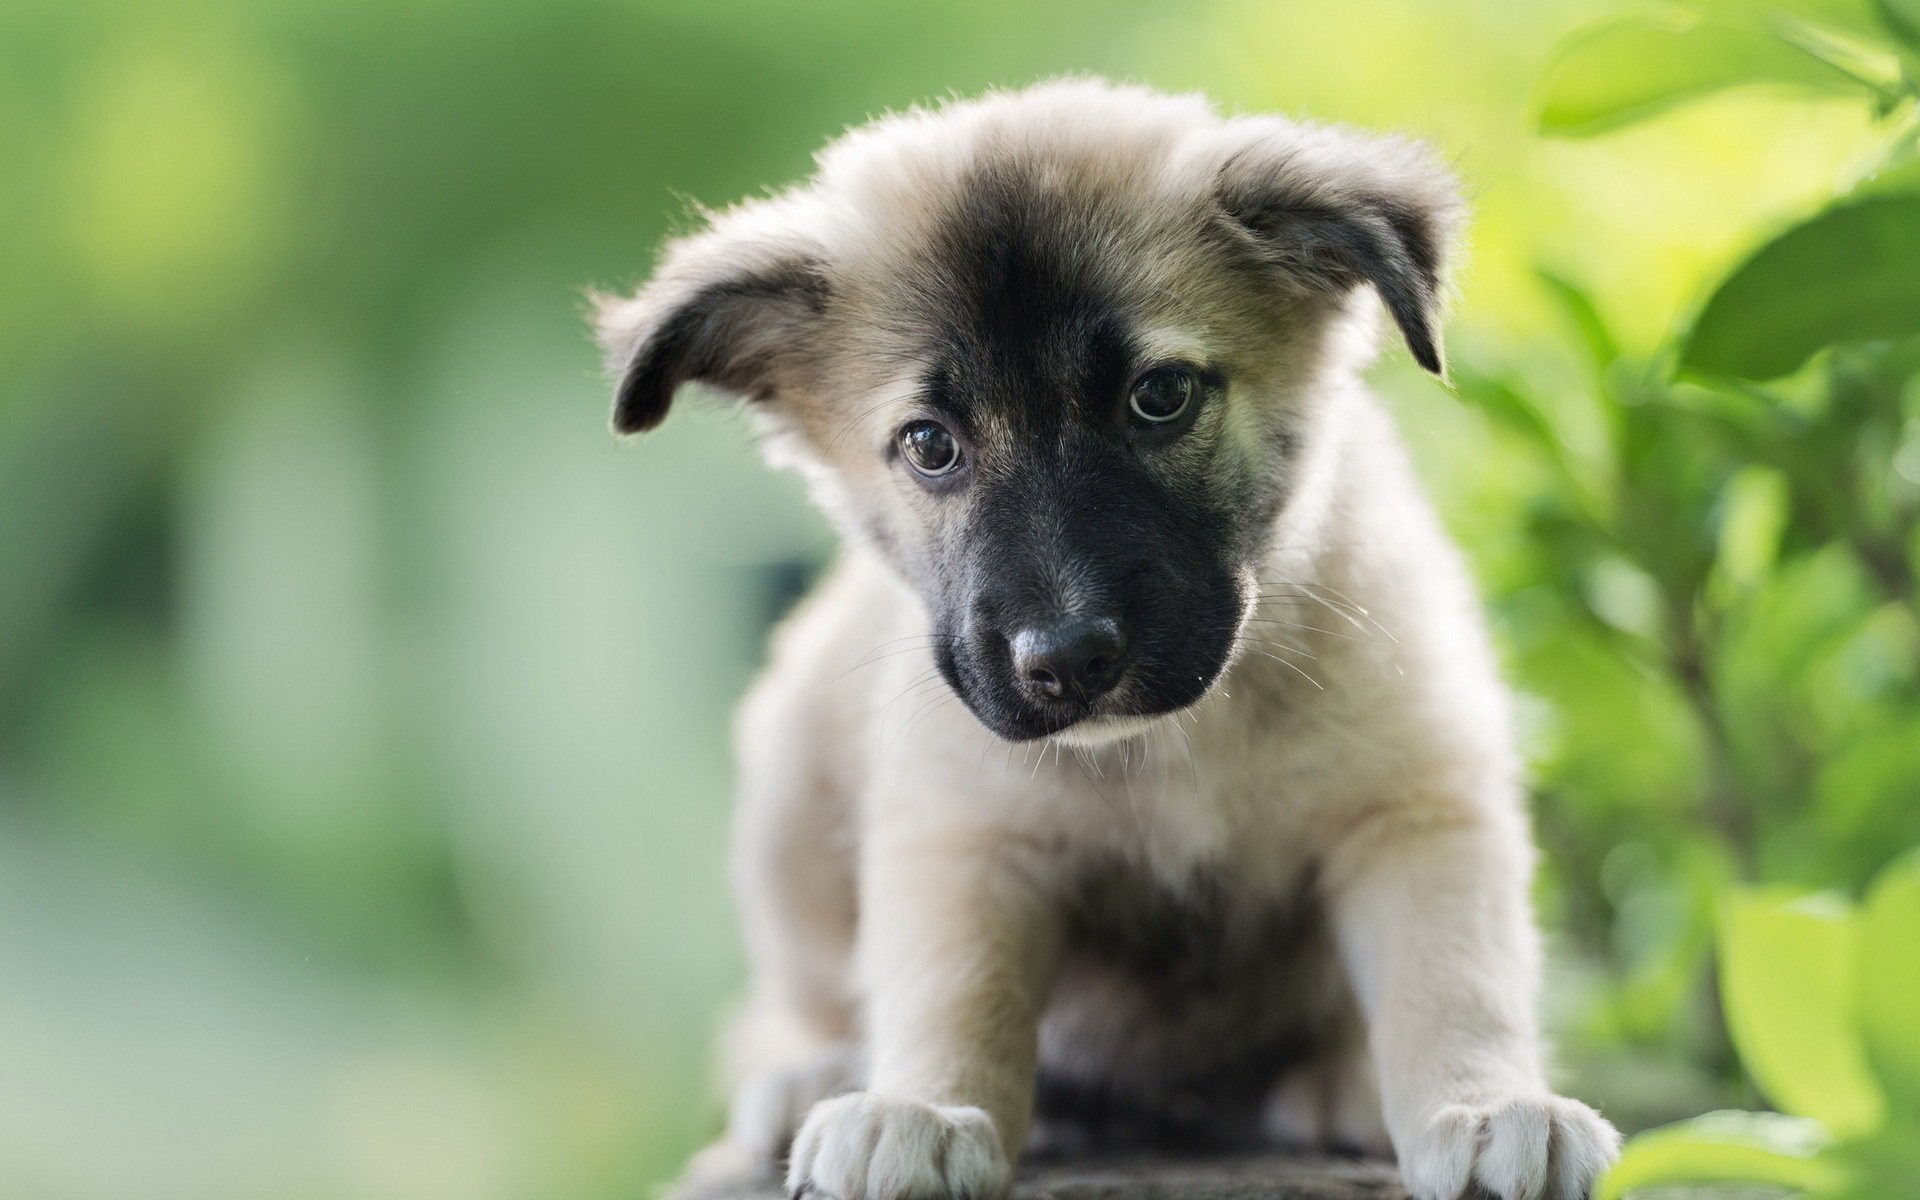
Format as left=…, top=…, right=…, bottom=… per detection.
left=1011, top=615, right=1129, bottom=704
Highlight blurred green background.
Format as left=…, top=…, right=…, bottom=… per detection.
left=4, top=0, right=1917, bottom=1197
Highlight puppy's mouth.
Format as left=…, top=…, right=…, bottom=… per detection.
left=936, top=636, right=1237, bottom=744
left=1047, top=713, right=1171, bottom=748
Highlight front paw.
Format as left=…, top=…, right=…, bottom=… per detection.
left=1401, top=1093, right=1620, bottom=1200
left=787, top=1092, right=1010, bottom=1200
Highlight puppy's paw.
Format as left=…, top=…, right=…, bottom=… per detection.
left=787, top=1092, right=1010, bottom=1200
left=1400, top=1093, right=1620, bottom=1200
left=727, top=1045, right=859, bottom=1167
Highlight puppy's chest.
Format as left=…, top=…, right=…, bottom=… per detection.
left=1060, top=857, right=1319, bottom=991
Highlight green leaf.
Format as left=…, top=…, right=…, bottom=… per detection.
left=1538, top=13, right=1876, bottom=137
left=1859, top=848, right=1920, bottom=1114
left=1713, top=466, right=1790, bottom=592
left=1538, top=269, right=1622, bottom=371
left=1876, top=0, right=1920, bottom=49
left=1686, top=0, right=1900, bottom=41
left=1682, top=196, right=1920, bottom=379
left=1721, top=889, right=1886, bottom=1136
left=1597, top=1110, right=1841, bottom=1200
left=1823, top=1121, right=1920, bottom=1198
left=1849, top=147, right=1920, bottom=200
left=1772, top=0, right=1901, bottom=39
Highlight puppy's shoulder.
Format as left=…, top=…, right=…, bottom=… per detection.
left=1283, top=389, right=1523, bottom=817
left=737, top=548, right=915, bottom=734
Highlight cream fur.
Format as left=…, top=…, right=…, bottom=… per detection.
left=597, top=80, right=1619, bottom=1200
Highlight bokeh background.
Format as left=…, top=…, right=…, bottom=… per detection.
left=4, top=0, right=1917, bottom=1196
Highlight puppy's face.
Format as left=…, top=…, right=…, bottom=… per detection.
left=596, top=83, right=1458, bottom=741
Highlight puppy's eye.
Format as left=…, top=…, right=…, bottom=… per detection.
left=899, top=420, right=962, bottom=478
left=1129, top=366, right=1197, bottom=425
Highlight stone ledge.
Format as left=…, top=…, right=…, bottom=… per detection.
left=675, top=1154, right=1408, bottom=1200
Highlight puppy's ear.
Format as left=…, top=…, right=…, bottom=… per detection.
left=593, top=227, right=828, bottom=435
left=1213, top=124, right=1462, bottom=375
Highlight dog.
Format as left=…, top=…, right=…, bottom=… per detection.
left=594, top=80, right=1621, bottom=1200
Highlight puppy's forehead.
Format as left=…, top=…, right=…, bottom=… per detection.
left=921, top=163, right=1141, bottom=424
left=845, top=160, right=1208, bottom=441
left=795, top=86, right=1265, bottom=447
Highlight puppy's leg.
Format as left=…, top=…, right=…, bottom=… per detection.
left=692, top=650, right=864, bottom=1179
left=1263, top=1041, right=1391, bottom=1157
left=1326, top=817, right=1619, bottom=1200
left=788, top=829, right=1060, bottom=1200
left=710, top=1009, right=859, bottom=1174
left=700, top=843, right=858, bottom=1176
left=716, top=807, right=860, bottom=1169
left=684, top=970, right=859, bottom=1186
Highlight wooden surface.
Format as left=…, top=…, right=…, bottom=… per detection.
left=673, top=1153, right=1410, bottom=1200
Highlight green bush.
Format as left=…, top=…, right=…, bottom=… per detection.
left=1511, top=0, right=1920, bottom=1187
left=1600, top=850, right=1920, bottom=1197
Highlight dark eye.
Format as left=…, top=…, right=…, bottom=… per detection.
left=899, top=420, right=961, bottom=478
left=1129, top=366, right=1197, bottom=424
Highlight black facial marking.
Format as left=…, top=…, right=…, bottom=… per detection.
left=914, top=163, right=1140, bottom=440
left=894, top=162, right=1263, bottom=740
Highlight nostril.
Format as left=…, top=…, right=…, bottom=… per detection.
left=1011, top=616, right=1128, bottom=702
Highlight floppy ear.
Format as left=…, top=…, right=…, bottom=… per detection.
left=593, top=232, right=828, bottom=435
left=1212, top=123, right=1462, bottom=375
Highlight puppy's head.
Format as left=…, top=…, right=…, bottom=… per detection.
left=595, top=81, right=1460, bottom=742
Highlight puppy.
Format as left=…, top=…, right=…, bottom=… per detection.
left=594, top=81, right=1620, bottom=1200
